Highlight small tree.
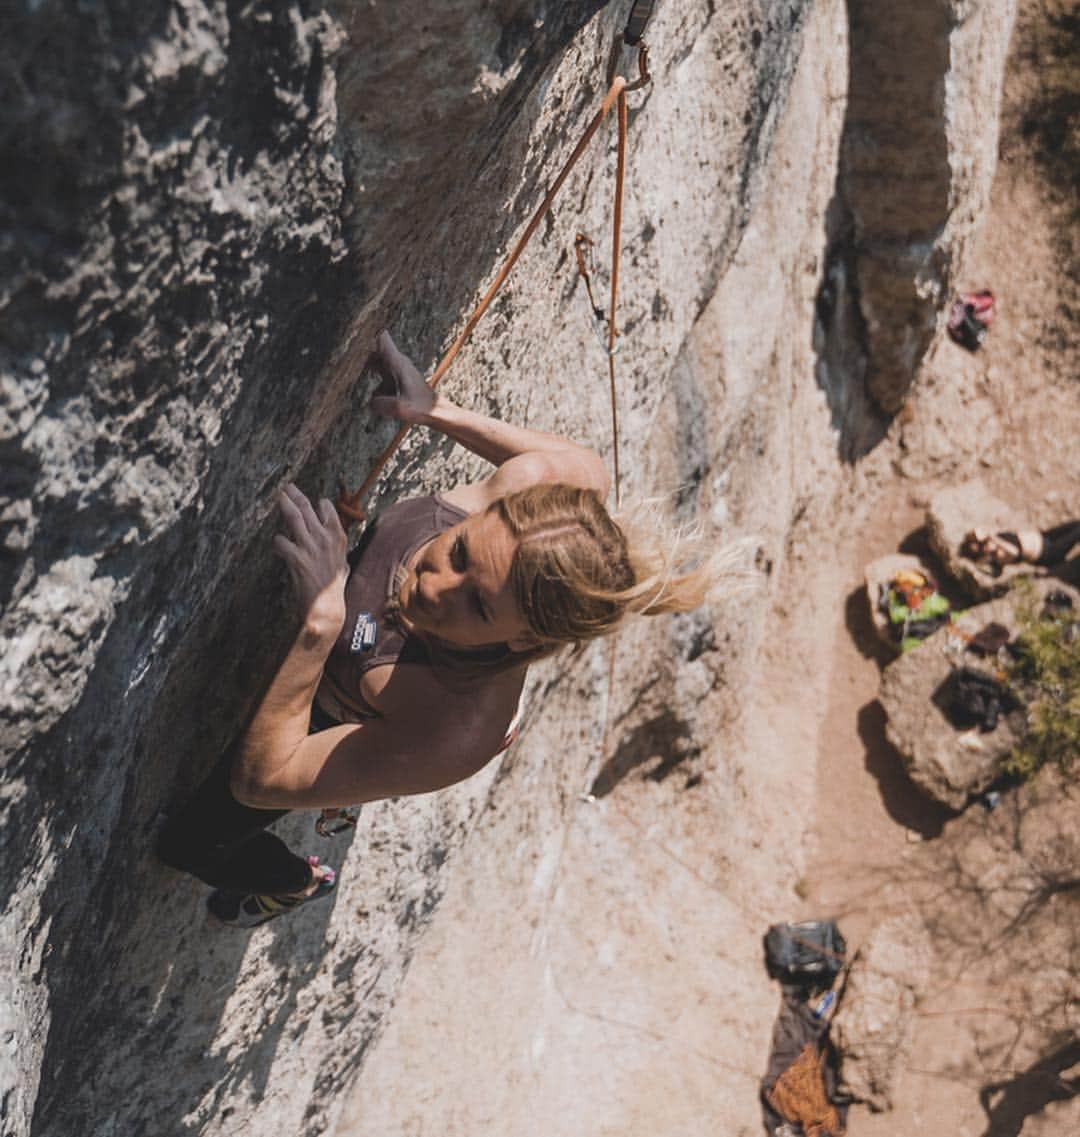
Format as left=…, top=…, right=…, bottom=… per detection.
left=1006, top=593, right=1079, bottom=779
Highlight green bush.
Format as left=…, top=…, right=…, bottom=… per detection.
left=1005, top=597, right=1080, bottom=780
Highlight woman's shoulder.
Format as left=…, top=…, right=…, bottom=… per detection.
left=376, top=491, right=468, bottom=526
left=360, top=659, right=525, bottom=743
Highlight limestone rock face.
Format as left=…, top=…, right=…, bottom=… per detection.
left=0, top=2, right=1019, bottom=1136
left=832, top=917, right=935, bottom=1112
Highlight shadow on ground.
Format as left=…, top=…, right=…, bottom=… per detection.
left=844, top=582, right=953, bottom=838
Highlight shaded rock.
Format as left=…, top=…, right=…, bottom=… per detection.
left=880, top=581, right=1077, bottom=808
left=926, top=479, right=1041, bottom=598
left=832, top=917, right=934, bottom=1112
left=864, top=553, right=938, bottom=651
left=814, top=0, right=1018, bottom=449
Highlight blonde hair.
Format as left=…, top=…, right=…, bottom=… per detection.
left=494, top=483, right=736, bottom=651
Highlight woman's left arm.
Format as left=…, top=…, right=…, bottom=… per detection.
left=370, top=331, right=610, bottom=507
left=230, top=485, right=347, bottom=804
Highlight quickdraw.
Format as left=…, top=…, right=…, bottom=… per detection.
left=573, top=234, right=621, bottom=356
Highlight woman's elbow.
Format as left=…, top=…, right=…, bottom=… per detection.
left=229, top=768, right=262, bottom=808
left=593, top=463, right=612, bottom=500
left=229, top=762, right=283, bottom=810
left=580, top=453, right=611, bottom=500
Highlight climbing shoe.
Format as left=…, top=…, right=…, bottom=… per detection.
left=207, top=857, right=336, bottom=928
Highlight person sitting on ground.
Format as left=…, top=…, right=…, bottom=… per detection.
left=961, top=520, right=1080, bottom=575
left=158, top=331, right=731, bottom=926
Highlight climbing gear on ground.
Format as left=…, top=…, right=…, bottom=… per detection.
left=880, top=569, right=951, bottom=650
left=766, top=1043, right=845, bottom=1137
left=961, top=527, right=1040, bottom=570
left=891, top=568, right=937, bottom=610
left=966, top=621, right=1011, bottom=657
left=316, top=808, right=360, bottom=837
left=336, top=27, right=651, bottom=525
left=1044, top=588, right=1075, bottom=615
left=811, top=990, right=837, bottom=1021
left=764, top=921, right=847, bottom=986
left=947, top=289, right=995, bottom=351
left=761, top=985, right=849, bottom=1137
left=207, top=856, right=337, bottom=927
left=963, top=521, right=1080, bottom=574
left=936, top=666, right=1018, bottom=733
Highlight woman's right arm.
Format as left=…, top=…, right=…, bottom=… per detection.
left=369, top=331, right=610, bottom=509
left=233, top=665, right=513, bottom=809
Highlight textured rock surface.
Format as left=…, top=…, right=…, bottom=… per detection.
left=832, top=916, right=935, bottom=1112
left=880, top=630, right=1022, bottom=811
left=336, top=3, right=851, bottom=1131
left=880, top=580, right=1076, bottom=809
left=0, top=2, right=1019, bottom=1136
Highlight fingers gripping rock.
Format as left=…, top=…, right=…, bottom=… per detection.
left=274, top=484, right=348, bottom=636
left=369, top=329, right=435, bottom=423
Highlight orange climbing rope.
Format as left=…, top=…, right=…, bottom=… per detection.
left=336, top=46, right=648, bottom=526
left=607, top=86, right=628, bottom=507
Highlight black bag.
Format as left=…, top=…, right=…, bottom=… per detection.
left=764, top=921, right=846, bottom=985
left=936, top=666, right=1017, bottom=733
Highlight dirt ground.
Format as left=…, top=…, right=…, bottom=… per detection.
left=794, top=4, right=1079, bottom=1135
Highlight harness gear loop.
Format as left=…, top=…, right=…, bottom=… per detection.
left=336, top=75, right=629, bottom=527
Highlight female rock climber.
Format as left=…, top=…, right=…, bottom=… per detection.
left=158, top=331, right=716, bottom=926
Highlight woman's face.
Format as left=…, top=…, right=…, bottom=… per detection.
left=398, top=509, right=535, bottom=650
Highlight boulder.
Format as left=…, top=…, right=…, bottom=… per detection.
left=880, top=581, right=1077, bottom=809
left=831, top=917, right=934, bottom=1112
left=926, top=480, right=1042, bottom=598
left=864, top=553, right=939, bottom=651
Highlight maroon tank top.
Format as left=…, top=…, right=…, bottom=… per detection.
left=317, top=494, right=469, bottom=722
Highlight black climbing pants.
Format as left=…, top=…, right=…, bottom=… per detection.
left=156, top=704, right=339, bottom=895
